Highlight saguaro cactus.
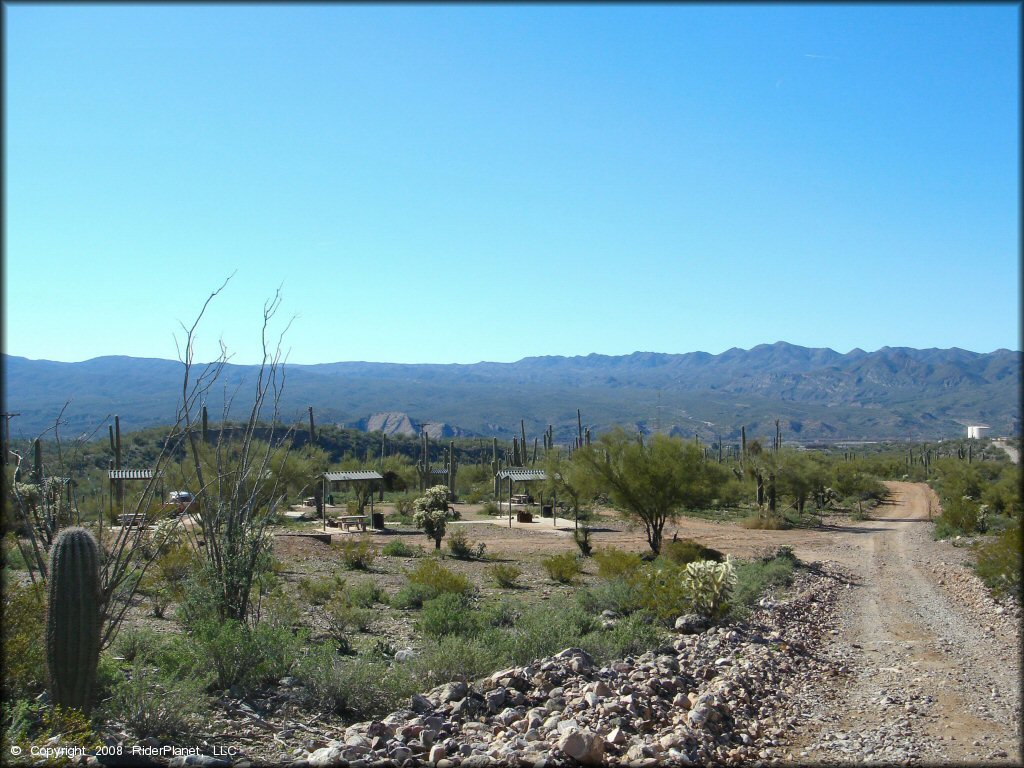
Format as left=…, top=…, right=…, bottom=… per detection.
left=46, top=526, right=102, bottom=714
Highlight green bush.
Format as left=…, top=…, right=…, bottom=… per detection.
left=935, top=495, right=981, bottom=538
left=114, top=626, right=164, bottom=664
left=592, top=548, right=644, bottom=580
left=339, top=536, right=377, bottom=570
left=417, top=592, right=476, bottom=638
left=346, top=581, right=386, bottom=607
left=324, top=595, right=374, bottom=640
left=541, top=552, right=583, bottom=584
left=577, top=577, right=643, bottom=617
left=660, top=538, right=724, bottom=566
left=298, top=574, right=346, bottom=606
left=731, top=548, right=800, bottom=616
left=296, top=643, right=415, bottom=718
left=406, top=559, right=472, bottom=596
left=973, top=523, right=1022, bottom=604
left=481, top=500, right=501, bottom=516
left=495, top=601, right=599, bottom=665
left=381, top=539, right=418, bottom=557
left=446, top=528, right=478, bottom=559
left=1, top=580, right=46, bottom=700
left=104, top=661, right=205, bottom=740
left=408, top=635, right=497, bottom=685
left=189, top=617, right=306, bottom=692
left=579, top=612, right=665, bottom=661
left=391, top=582, right=438, bottom=610
left=488, top=563, right=522, bottom=588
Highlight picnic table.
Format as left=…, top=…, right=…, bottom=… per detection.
left=336, top=515, right=368, bottom=532
left=510, top=493, right=531, bottom=505
left=117, top=513, right=148, bottom=528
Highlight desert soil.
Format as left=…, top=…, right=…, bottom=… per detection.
left=278, top=482, right=1021, bottom=764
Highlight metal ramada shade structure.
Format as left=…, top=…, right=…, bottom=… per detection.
left=323, top=470, right=384, bottom=482
left=494, top=468, right=547, bottom=482
left=107, top=469, right=158, bottom=480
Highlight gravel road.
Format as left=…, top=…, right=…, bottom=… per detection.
left=783, top=482, right=1021, bottom=764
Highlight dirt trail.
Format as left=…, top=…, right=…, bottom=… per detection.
left=785, top=482, right=1021, bottom=764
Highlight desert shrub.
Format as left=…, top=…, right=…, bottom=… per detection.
left=104, top=661, right=205, bottom=740
left=114, top=626, right=164, bottom=664
left=417, top=592, right=477, bottom=638
left=593, top=548, right=644, bottom=580
left=577, top=577, right=643, bottom=617
left=391, top=582, right=438, bottom=610
left=488, top=563, right=522, bottom=588
left=137, top=572, right=173, bottom=618
left=741, top=513, right=786, bottom=530
left=495, top=601, right=599, bottom=665
left=731, top=548, right=801, bottom=615
left=297, top=644, right=414, bottom=718
left=339, top=536, right=377, bottom=570
left=324, top=595, right=374, bottom=641
left=579, top=611, right=664, bottom=661
left=382, top=539, right=418, bottom=557
left=573, top=527, right=593, bottom=556
left=477, top=599, right=519, bottom=629
left=935, top=495, right=981, bottom=538
left=409, top=634, right=497, bottom=685
left=481, top=500, right=501, bottom=516
left=447, top=528, right=484, bottom=559
left=1, top=580, right=46, bottom=700
left=346, top=581, right=387, bottom=607
left=189, top=617, right=306, bottom=692
left=406, top=559, right=472, bottom=596
left=298, top=574, right=346, bottom=606
left=660, top=538, right=724, bottom=566
left=973, top=522, right=1022, bottom=604
left=542, top=552, right=583, bottom=584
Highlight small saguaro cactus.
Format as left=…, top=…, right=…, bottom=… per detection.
left=46, top=526, right=102, bottom=714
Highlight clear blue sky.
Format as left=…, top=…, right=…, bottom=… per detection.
left=5, top=4, right=1020, bottom=365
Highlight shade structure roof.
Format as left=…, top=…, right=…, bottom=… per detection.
left=324, top=470, right=384, bottom=482
left=494, top=468, right=547, bottom=482
left=108, top=469, right=158, bottom=480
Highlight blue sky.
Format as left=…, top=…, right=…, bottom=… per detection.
left=4, top=4, right=1020, bottom=365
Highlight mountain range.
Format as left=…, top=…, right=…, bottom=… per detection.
left=2, top=342, right=1019, bottom=444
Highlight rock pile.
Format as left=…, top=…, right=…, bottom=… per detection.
left=288, top=569, right=846, bottom=767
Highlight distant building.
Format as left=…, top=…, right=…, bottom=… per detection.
left=966, top=425, right=991, bottom=439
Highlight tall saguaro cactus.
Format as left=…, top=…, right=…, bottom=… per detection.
left=46, top=527, right=102, bottom=714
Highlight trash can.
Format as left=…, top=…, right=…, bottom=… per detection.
left=542, top=505, right=553, bottom=518
left=371, top=512, right=385, bottom=530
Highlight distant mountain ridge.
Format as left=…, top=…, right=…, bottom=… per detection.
left=2, top=342, right=1019, bottom=443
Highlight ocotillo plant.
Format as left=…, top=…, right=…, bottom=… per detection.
left=46, top=526, right=101, bottom=714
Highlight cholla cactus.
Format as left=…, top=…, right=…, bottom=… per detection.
left=413, top=485, right=460, bottom=549
left=682, top=556, right=737, bottom=619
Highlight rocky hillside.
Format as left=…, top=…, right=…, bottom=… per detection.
left=3, top=343, right=1018, bottom=441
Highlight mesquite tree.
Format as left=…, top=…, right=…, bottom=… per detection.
left=575, top=428, right=727, bottom=555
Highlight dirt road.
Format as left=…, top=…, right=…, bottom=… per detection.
left=784, top=482, right=1021, bottom=764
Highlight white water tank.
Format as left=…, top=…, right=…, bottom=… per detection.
left=966, top=425, right=991, bottom=439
